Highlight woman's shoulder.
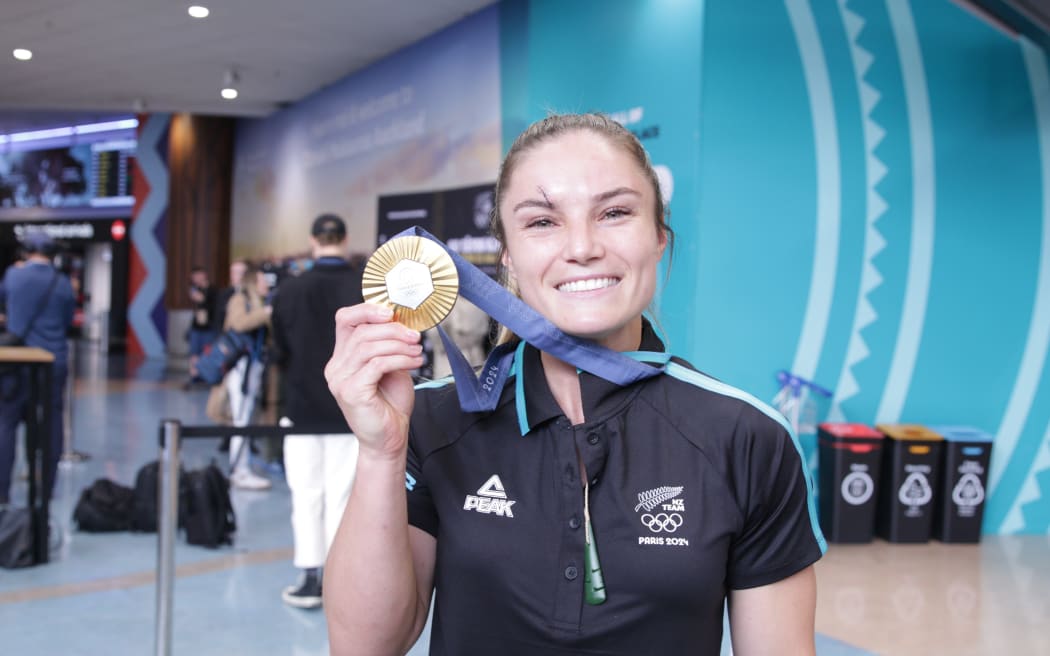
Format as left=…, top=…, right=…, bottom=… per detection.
left=410, top=376, right=517, bottom=456
left=648, top=356, right=791, bottom=442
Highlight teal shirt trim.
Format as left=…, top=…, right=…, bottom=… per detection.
left=415, top=375, right=456, bottom=390
left=514, top=340, right=529, bottom=435
left=662, top=361, right=828, bottom=554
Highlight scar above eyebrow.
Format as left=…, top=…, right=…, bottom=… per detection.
left=512, top=186, right=555, bottom=213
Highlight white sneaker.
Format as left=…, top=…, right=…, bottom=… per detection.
left=231, top=469, right=272, bottom=490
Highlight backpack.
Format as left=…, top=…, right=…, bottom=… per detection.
left=73, top=479, right=136, bottom=532
left=130, top=461, right=188, bottom=532
left=195, top=329, right=253, bottom=385
left=130, top=461, right=160, bottom=532
left=180, top=464, right=236, bottom=548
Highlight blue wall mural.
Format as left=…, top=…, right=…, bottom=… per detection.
left=502, top=0, right=1050, bottom=534
left=231, top=7, right=501, bottom=261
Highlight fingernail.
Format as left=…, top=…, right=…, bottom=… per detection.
left=377, top=306, right=393, bottom=318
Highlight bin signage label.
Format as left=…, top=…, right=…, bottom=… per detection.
left=952, top=473, right=984, bottom=516
left=841, top=471, right=874, bottom=505
left=899, top=471, right=933, bottom=516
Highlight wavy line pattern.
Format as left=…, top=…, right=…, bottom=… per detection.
left=828, top=0, right=890, bottom=423
left=999, top=40, right=1050, bottom=533
left=128, top=114, right=170, bottom=358
left=785, top=0, right=842, bottom=382
left=876, top=0, right=935, bottom=423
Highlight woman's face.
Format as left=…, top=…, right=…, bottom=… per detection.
left=255, top=271, right=270, bottom=296
left=500, top=130, right=666, bottom=351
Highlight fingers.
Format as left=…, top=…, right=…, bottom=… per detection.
left=326, top=302, right=423, bottom=386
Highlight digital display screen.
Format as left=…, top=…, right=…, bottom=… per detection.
left=0, top=139, right=135, bottom=211
left=89, top=140, right=135, bottom=207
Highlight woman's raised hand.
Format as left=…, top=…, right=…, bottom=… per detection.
left=325, top=303, right=424, bottom=460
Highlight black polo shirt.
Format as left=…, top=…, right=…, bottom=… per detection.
left=406, top=324, right=825, bottom=655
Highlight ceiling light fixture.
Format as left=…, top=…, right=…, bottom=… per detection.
left=188, top=5, right=209, bottom=18
left=13, top=48, right=32, bottom=61
left=221, top=69, right=239, bottom=100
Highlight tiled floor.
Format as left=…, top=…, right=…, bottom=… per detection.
left=1, top=345, right=1046, bottom=655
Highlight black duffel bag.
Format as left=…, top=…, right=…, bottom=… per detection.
left=73, top=479, right=136, bottom=532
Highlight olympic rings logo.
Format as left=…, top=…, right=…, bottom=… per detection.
left=640, top=513, right=683, bottom=533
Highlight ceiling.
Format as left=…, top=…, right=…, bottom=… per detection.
left=0, top=0, right=494, bottom=135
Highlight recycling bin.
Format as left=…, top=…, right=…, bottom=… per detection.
left=817, top=423, right=883, bottom=543
left=875, top=424, right=944, bottom=543
left=929, top=426, right=993, bottom=543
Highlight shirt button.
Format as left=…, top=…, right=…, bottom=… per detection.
left=590, top=476, right=599, bottom=486
left=569, top=516, right=581, bottom=529
left=564, top=566, right=578, bottom=580
left=587, top=432, right=600, bottom=445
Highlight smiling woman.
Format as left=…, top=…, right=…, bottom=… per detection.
left=322, top=112, right=825, bottom=656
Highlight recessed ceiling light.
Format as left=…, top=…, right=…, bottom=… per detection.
left=188, top=5, right=209, bottom=18
left=221, top=87, right=238, bottom=100
left=13, top=48, right=32, bottom=61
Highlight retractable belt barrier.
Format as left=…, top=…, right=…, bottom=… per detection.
left=153, top=419, right=299, bottom=656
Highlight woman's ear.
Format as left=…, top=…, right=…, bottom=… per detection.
left=501, top=250, right=515, bottom=278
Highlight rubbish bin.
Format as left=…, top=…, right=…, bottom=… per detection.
left=929, top=426, right=993, bottom=543
left=817, top=423, right=883, bottom=543
left=875, top=424, right=944, bottom=543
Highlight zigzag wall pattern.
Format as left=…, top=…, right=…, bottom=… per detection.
left=829, top=0, right=889, bottom=423
left=127, top=114, right=170, bottom=358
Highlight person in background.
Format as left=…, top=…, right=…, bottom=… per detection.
left=187, top=266, right=217, bottom=385
left=213, top=258, right=249, bottom=452
left=271, top=214, right=363, bottom=609
left=214, top=259, right=248, bottom=337
left=224, top=262, right=272, bottom=491
left=0, top=247, right=27, bottom=331
left=322, top=113, right=823, bottom=655
left=0, top=231, right=75, bottom=505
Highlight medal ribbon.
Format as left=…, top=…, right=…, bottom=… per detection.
left=393, top=226, right=664, bottom=413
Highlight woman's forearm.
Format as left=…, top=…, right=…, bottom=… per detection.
left=325, top=450, right=428, bottom=656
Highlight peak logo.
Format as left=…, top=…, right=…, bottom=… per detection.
left=463, top=474, right=516, bottom=518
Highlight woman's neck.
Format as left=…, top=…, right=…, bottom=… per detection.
left=541, top=351, right=585, bottom=425
left=539, top=317, right=645, bottom=425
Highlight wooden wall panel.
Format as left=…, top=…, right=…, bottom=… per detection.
left=165, top=114, right=234, bottom=308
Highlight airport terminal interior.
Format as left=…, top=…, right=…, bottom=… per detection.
left=3, top=1, right=1050, bottom=655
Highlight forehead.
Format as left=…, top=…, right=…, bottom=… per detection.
left=505, top=130, right=648, bottom=199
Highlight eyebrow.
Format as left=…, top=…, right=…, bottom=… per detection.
left=511, top=186, right=641, bottom=213
left=512, top=186, right=555, bottom=213
left=593, top=187, right=641, bottom=203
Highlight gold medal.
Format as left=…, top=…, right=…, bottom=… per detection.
left=362, top=236, right=459, bottom=331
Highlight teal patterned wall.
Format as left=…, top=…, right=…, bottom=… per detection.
left=503, top=0, right=1050, bottom=534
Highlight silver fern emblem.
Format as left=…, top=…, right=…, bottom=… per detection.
left=634, top=486, right=684, bottom=512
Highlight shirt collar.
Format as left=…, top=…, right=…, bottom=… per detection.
left=515, top=318, right=666, bottom=435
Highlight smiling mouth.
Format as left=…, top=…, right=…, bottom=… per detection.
left=556, top=277, right=620, bottom=293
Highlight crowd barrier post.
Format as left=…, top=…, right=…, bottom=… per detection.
left=60, top=338, right=90, bottom=464
left=155, top=419, right=182, bottom=656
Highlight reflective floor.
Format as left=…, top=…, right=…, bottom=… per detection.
left=1, top=345, right=1046, bottom=655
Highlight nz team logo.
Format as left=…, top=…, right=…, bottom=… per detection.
left=463, top=474, right=516, bottom=518
left=635, top=485, right=689, bottom=547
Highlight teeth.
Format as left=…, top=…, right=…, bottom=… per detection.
left=557, top=277, right=618, bottom=293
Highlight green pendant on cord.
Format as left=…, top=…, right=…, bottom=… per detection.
left=584, top=520, right=607, bottom=605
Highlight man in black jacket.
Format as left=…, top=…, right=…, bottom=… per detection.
left=271, top=214, right=362, bottom=609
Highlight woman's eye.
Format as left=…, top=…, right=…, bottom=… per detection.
left=526, top=217, right=554, bottom=229
left=602, top=207, right=632, bottom=220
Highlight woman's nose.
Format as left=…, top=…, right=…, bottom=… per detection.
left=563, top=219, right=602, bottom=263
